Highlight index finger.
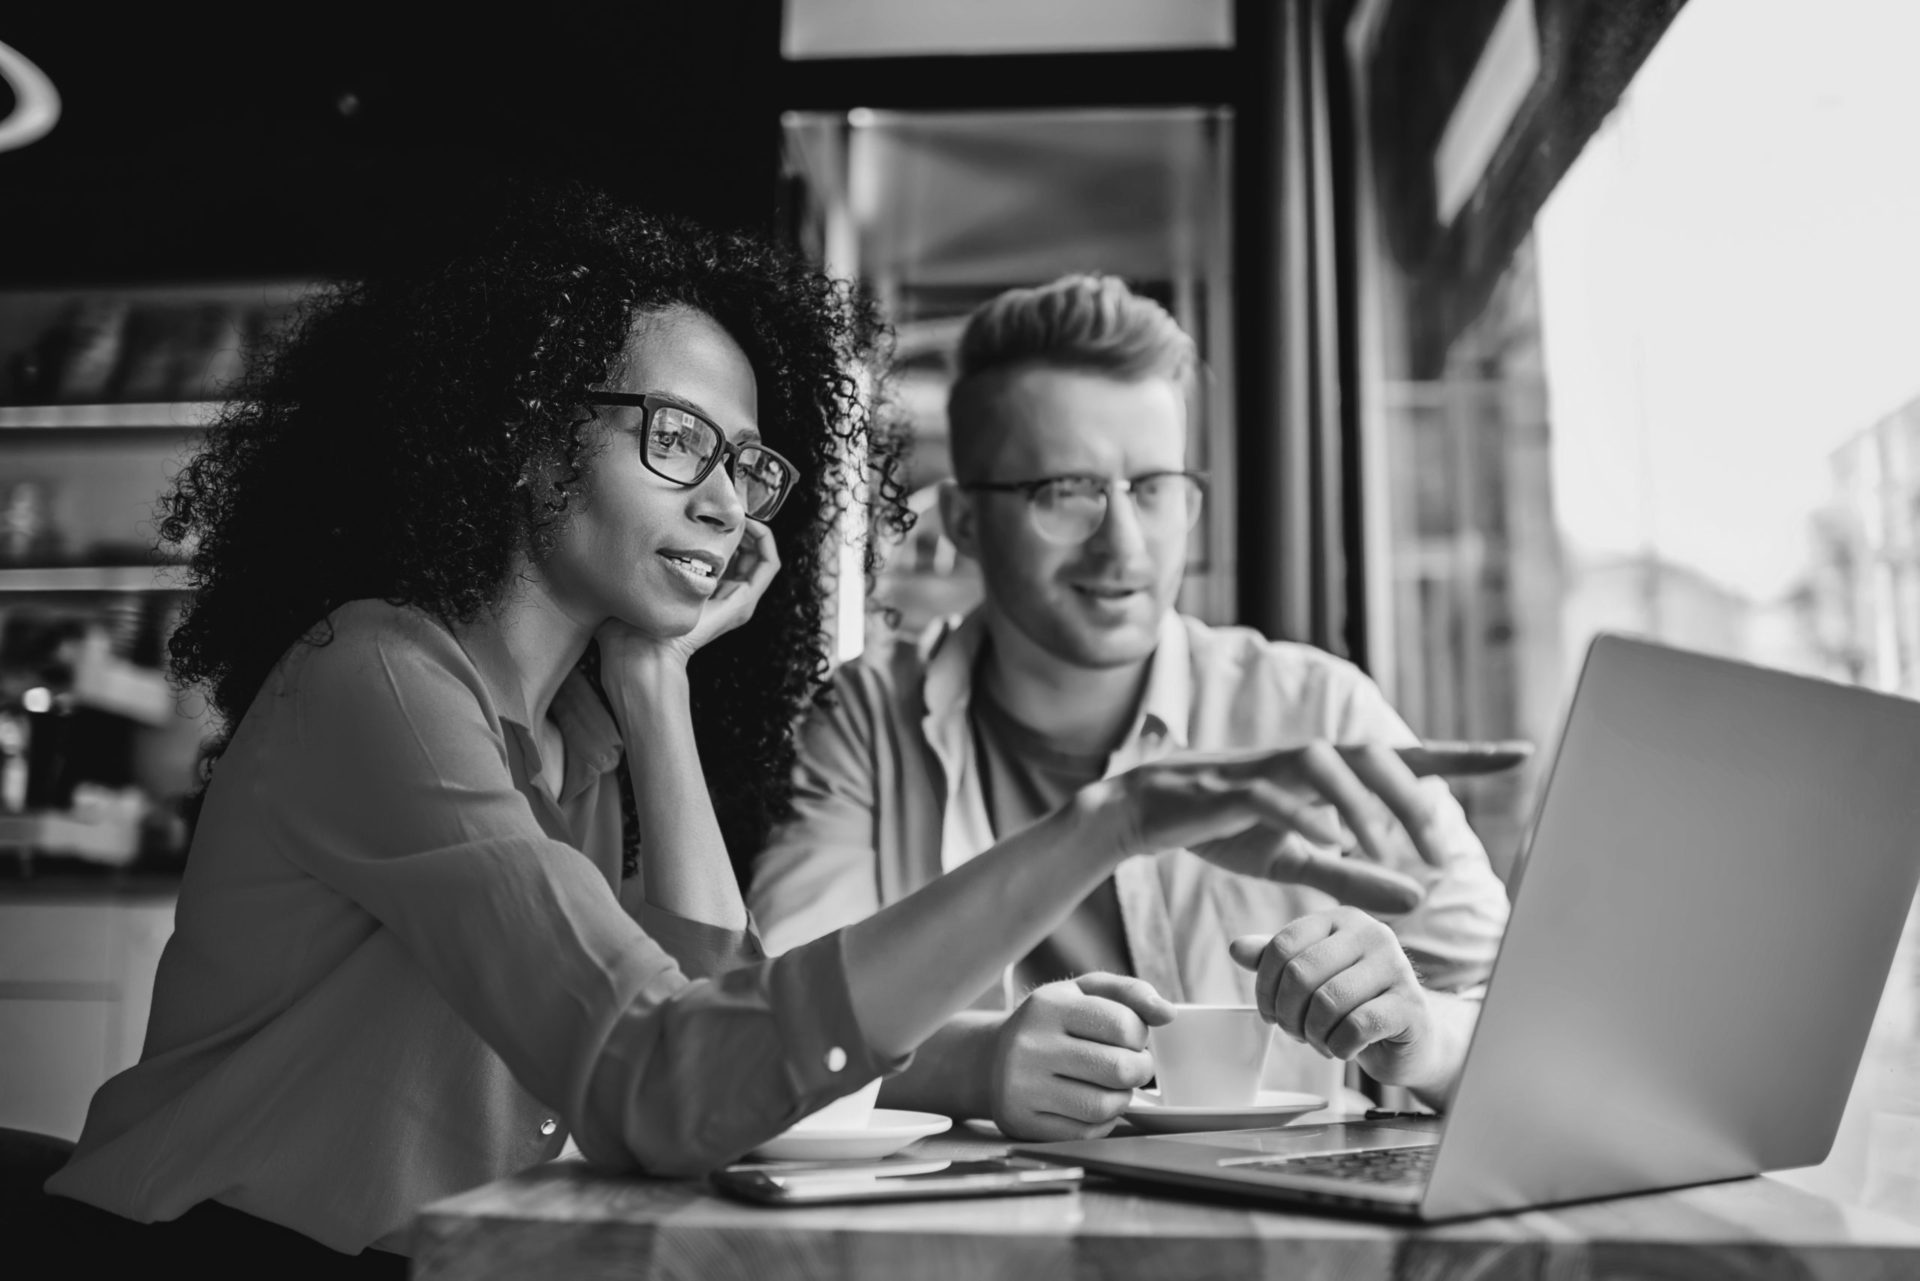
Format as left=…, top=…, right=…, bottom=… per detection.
left=1340, top=744, right=1450, bottom=868
left=1260, top=830, right=1425, bottom=914
left=1060, top=992, right=1154, bottom=1050
left=1288, top=744, right=1415, bottom=872
left=1073, top=973, right=1175, bottom=1027
left=714, top=519, right=780, bottom=601
left=740, top=517, right=781, bottom=576
left=1393, top=741, right=1531, bottom=777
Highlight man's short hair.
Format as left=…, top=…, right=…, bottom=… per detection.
left=946, top=274, right=1195, bottom=480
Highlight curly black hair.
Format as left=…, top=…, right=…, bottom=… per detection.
left=159, top=183, right=909, bottom=881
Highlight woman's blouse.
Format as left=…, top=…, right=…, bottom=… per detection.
left=48, top=600, right=892, bottom=1254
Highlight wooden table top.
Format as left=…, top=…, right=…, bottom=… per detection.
left=411, top=1125, right=1920, bottom=1281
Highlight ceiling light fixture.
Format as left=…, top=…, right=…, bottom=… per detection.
left=0, top=40, right=61, bottom=153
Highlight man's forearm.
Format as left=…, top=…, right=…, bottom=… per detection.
left=875, top=1010, right=1003, bottom=1119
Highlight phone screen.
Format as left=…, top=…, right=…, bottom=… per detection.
left=711, top=1156, right=1084, bottom=1206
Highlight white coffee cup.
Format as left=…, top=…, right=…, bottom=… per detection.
left=787, top=1077, right=883, bottom=1131
left=1148, top=1004, right=1274, bottom=1107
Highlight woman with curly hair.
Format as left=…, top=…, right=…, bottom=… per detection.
left=42, top=185, right=1437, bottom=1275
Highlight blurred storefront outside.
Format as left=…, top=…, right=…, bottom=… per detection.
left=1816, top=394, right=1920, bottom=697
left=1350, top=0, right=1920, bottom=1217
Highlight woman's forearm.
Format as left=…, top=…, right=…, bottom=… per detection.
left=606, top=655, right=748, bottom=930
left=840, top=784, right=1127, bottom=1057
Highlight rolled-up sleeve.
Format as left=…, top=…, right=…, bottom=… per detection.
left=630, top=901, right=766, bottom=979
left=579, top=927, right=900, bottom=1174
left=264, top=615, right=892, bottom=1177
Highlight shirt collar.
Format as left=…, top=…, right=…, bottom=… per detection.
left=450, top=611, right=625, bottom=795
left=1136, top=609, right=1192, bottom=750
left=450, top=610, right=534, bottom=729
left=921, top=607, right=1192, bottom=751
left=549, top=675, right=625, bottom=798
left=921, top=610, right=989, bottom=724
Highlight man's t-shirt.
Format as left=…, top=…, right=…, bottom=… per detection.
left=969, top=682, right=1135, bottom=994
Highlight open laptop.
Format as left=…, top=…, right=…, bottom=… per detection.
left=1014, top=633, right=1920, bottom=1220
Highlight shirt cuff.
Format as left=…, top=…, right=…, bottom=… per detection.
left=767, top=930, right=913, bottom=1120
left=630, top=901, right=766, bottom=980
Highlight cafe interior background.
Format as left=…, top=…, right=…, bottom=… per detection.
left=3, top=0, right=1919, bottom=1223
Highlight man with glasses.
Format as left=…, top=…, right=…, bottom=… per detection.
left=751, top=275, right=1510, bottom=1140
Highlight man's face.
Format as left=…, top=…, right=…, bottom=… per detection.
left=947, top=366, right=1191, bottom=671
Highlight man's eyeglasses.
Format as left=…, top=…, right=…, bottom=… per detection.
left=961, top=472, right=1207, bottom=546
left=585, top=392, right=799, bottom=521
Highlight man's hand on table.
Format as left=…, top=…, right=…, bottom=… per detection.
left=1230, top=907, right=1471, bottom=1100
left=989, top=973, right=1172, bottom=1141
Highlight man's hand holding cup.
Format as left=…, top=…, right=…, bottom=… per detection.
left=989, top=974, right=1172, bottom=1141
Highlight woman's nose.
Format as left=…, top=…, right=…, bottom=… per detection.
left=689, top=451, right=747, bottom=530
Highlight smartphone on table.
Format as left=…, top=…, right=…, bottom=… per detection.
left=711, top=1156, right=1083, bottom=1206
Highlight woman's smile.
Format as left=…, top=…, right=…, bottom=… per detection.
left=658, top=548, right=723, bottom=595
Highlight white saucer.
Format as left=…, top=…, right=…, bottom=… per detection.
left=749, top=1108, right=954, bottom=1162
left=1121, top=1089, right=1326, bottom=1134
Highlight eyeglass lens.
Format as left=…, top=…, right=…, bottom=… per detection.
left=732, top=448, right=790, bottom=517
left=1030, top=476, right=1203, bottom=544
left=645, top=404, right=792, bottom=518
left=644, top=405, right=718, bottom=483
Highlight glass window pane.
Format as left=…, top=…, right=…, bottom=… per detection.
left=1356, top=0, right=1920, bottom=1220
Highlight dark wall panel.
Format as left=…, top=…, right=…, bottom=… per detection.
left=0, top=4, right=785, bottom=283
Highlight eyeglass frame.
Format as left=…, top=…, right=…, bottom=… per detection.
left=583, top=391, right=799, bottom=520
left=959, top=470, right=1209, bottom=544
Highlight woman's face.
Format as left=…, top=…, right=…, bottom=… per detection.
left=538, top=306, right=761, bottom=638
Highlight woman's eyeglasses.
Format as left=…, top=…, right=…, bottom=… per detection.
left=961, top=472, right=1207, bottom=546
left=585, top=392, right=798, bottom=521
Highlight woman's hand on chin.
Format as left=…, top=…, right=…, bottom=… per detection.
left=600, top=519, right=782, bottom=673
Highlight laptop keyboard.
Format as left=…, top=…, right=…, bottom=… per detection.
left=1249, top=1144, right=1437, bottom=1185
